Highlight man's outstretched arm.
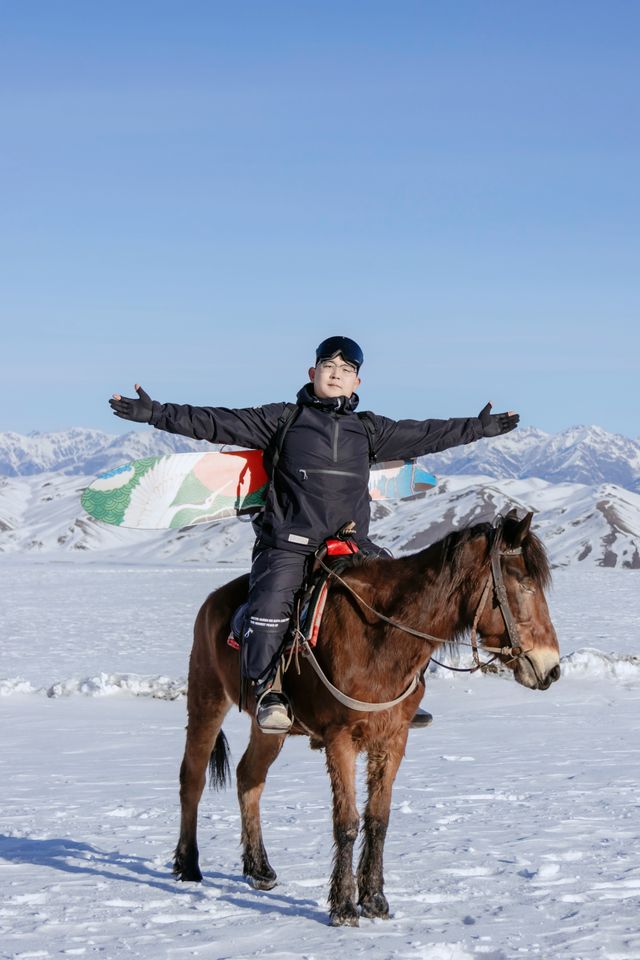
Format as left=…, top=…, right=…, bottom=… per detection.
left=367, top=401, right=520, bottom=462
left=109, top=384, right=286, bottom=449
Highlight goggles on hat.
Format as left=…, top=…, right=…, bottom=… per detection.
left=315, top=336, right=364, bottom=371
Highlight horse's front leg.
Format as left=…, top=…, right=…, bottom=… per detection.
left=237, top=722, right=286, bottom=890
left=357, top=729, right=408, bottom=919
left=325, top=731, right=359, bottom=926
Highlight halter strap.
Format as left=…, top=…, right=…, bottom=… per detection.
left=489, top=517, right=524, bottom=656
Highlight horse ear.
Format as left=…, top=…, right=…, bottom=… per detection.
left=504, top=510, right=533, bottom=547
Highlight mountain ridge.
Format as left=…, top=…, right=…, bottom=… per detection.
left=1, top=470, right=639, bottom=570
left=2, top=424, right=640, bottom=493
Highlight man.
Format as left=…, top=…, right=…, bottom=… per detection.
left=110, top=336, right=519, bottom=733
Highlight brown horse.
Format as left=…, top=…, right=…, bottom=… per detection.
left=173, top=511, right=560, bottom=925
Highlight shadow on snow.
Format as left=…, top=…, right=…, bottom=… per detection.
left=0, top=834, right=327, bottom=923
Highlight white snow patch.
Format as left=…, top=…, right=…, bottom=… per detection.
left=560, top=647, right=640, bottom=682
left=45, top=672, right=186, bottom=699
left=0, top=677, right=39, bottom=696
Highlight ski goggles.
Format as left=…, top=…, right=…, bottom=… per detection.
left=315, top=336, right=364, bottom=371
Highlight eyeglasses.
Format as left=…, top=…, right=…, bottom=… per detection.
left=318, top=360, right=358, bottom=376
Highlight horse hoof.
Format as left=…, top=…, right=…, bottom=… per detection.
left=174, top=866, right=203, bottom=883
left=330, top=905, right=359, bottom=927
left=360, top=893, right=389, bottom=919
left=246, top=872, right=277, bottom=891
left=173, top=846, right=203, bottom=883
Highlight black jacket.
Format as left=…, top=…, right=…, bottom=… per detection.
left=150, top=384, right=483, bottom=553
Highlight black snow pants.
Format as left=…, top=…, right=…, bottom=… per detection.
left=241, top=537, right=390, bottom=686
left=241, top=541, right=309, bottom=685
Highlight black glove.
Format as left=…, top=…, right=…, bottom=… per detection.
left=478, top=402, right=520, bottom=438
left=109, top=385, right=153, bottom=423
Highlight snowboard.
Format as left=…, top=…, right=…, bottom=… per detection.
left=81, top=450, right=437, bottom=530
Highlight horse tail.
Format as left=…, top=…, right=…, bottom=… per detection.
left=208, top=730, right=231, bottom=791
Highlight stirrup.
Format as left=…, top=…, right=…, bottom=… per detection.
left=410, top=707, right=433, bottom=729
left=256, top=690, right=293, bottom=735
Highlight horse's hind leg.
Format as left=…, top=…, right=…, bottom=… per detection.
left=357, top=733, right=407, bottom=918
left=237, top=722, right=286, bottom=890
left=174, top=689, right=232, bottom=882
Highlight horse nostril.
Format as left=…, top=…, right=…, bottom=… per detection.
left=549, top=665, right=561, bottom=683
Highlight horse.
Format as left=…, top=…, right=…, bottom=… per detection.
left=173, top=510, right=560, bottom=926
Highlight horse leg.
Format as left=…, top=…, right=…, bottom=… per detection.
left=356, top=733, right=407, bottom=918
left=174, top=691, right=232, bottom=882
left=237, top=721, right=286, bottom=890
left=325, top=732, right=360, bottom=926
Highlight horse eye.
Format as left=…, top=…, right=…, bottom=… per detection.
left=521, top=578, right=536, bottom=594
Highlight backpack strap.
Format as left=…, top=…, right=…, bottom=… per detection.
left=252, top=403, right=299, bottom=534
left=356, top=411, right=377, bottom=463
left=269, top=402, right=300, bottom=476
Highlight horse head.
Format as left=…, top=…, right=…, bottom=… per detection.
left=475, top=510, right=560, bottom=690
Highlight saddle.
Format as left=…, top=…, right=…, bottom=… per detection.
left=227, top=528, right=361, bottom=654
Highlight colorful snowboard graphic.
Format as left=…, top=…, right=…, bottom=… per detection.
left=81, top=450, right=437, bottom=530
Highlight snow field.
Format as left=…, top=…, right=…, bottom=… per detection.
left=1, top=562, right=639, bottom=958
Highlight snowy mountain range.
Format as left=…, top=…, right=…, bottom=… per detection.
left=2, top=424, right=640, bottom=491
left=1, top=425, right=639, bottom=569
left=417, top=425, right=640, bottom=493
left=0, top=428, right=210, bottom=478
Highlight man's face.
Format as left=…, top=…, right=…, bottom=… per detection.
left=309, top=356, right=361, bottom=399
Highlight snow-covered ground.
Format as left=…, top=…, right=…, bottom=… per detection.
left=1, top=561, right=640, bottom=959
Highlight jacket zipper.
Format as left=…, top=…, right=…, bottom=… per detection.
left=333, top=417, right=339, bottom=462
left=298, top=468, right=360, bottom=480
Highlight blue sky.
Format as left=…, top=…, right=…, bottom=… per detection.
left=2, top=1, right=638, bottom=437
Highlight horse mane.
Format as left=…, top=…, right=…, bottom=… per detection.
left=439, top=520, right=552, bottom=590
left=514, top=526, right=552, bottom=588
left=351, top=518, right=551, bottom=602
